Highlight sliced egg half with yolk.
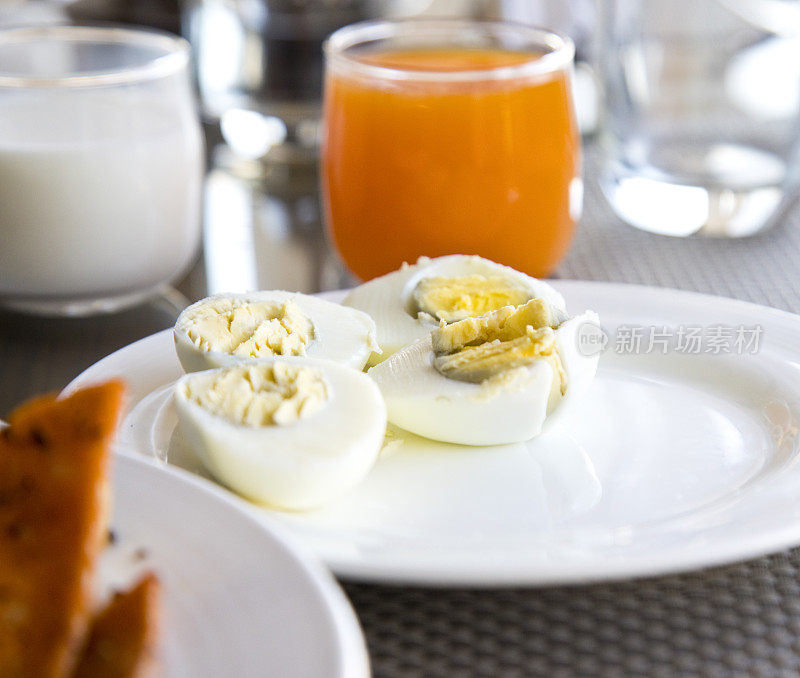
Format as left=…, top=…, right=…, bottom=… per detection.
left=174, top=291, right=379, bottom=373
left=368, top=299, right=600, bottom=446
left=342, top=255, right=566, bottom=365
left=174, top=357, right=387, bottom=510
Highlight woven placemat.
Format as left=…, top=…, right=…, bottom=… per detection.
left=345, top=550, right=800, bottom=677
left=561, top=167, right=800, bottom=315
left=344, top=152, right=800, bottom=678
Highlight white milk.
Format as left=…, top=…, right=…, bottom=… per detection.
left=0, top=94, right=203, bottom=300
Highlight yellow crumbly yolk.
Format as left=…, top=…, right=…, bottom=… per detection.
left=183, top=362, right=330, bottom=427
left=182, top=298, right=314, bottom=357
left=431, top=298, right=567, bottom=392
left=412, top=274, right=532, bottom=323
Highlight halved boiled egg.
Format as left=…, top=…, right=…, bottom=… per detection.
left=174, top=357, right=386, bottom=510
left=368, top=299, right=599, bottom=446
left=342, top=255, right=565, bottom=365
left=174, top=291, right=379, bottom=373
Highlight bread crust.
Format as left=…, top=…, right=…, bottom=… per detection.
left=0, top=381, right=124, bottom=678
left=72, top=573, right=162, bottom=678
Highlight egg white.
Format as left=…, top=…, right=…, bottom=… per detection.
left=368, top=311, right=600, bottom=446
left=174, top=290, right=379, bottom=373
left=342, top=255, right=566, bottom=363
left=174, top=357, right=387, bottom=510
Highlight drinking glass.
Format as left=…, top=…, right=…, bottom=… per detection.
left=0, top=25, right=203, bottom=315
left=321, top=19, right=581, bottom=281
left=598, top=0, right=800, bottom=237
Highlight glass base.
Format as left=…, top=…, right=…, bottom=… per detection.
left=0, top=285, right=189, bottom=317
left=601, top=144, right=791, bottom=238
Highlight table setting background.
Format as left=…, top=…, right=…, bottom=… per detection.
left=3, top=0, right=800, bottom=674
left=4, top=146, right=800, bottom=676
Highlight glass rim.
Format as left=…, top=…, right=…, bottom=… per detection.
left=0, top=24, right=190, bottom=88
left=324, top=19, right=575, bottom=83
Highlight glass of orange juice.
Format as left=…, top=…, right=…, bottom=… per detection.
left=321, top=19, right=581, bottom=282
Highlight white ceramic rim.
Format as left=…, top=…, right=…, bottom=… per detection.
left=324, top=19, right=575, bottom=83
left=0, top=25, right=190, bottom=88
left=117, top=452, right=371, bottom=676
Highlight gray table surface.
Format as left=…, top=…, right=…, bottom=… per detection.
left=3, top=148, right=800, bottom=677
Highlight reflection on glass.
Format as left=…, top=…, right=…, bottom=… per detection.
left=598, top=0, right=800, bottom=237
left=203, top=156, right=354, bottom=295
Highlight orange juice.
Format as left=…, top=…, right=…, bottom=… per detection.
left=322, top=38, right=580, bottom=281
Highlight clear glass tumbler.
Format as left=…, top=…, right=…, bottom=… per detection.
left=0, top=25, right=204, bottom=315
left=598, top=0, right=800, bottom=237
left=321, top=19, right=581, bottom=282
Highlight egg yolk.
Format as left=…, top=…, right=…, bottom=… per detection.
left=412, top=274, right=532, bottom=323
left=431, top=299, right=566, bottom=390
left=181, top=299, right=314, bottom=358
left=181, top=362, right=330, bottom=427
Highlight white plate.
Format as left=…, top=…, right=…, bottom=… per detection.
left=103, top=453, right=369, bottom=677
left=69, top=281, right=800, bottom=587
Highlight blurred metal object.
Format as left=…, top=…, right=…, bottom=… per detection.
left=66, top=0, right=182, bottom=34
left=202, top=144, right=354, bottom=294
left=184, top=0, right=375, bottom=166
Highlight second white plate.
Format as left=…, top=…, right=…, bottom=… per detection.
left=69, top=282, right=800, bottom=586
left=106, top=453, right=368, bottom=676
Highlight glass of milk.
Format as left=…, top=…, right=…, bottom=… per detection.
left=0, top=25, right=203, bottom=315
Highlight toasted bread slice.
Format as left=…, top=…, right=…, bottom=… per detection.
left=72, top=573, right=161, bottom=678
left=0, top=381, right=124, bottom=678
